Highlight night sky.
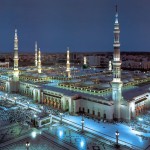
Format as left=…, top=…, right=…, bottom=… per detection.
left=0, top=0, right=150, bottom=53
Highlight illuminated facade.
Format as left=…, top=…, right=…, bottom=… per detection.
left=35, top=41, right=38, bottom=67
left=108, top=61, right=112, bottom=71
left=13, top=29, right=19, bottom=82
left=66, top=47, right=71, bottom=78
left=84, top=56, right=87, bottom=65
left=111, top=5, right=123, bottom=120
left=37, top=49, right=42, bottom=73
left=0, top=7, right=150, bottom=122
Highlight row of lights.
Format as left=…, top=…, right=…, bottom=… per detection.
left=60, top=113, right=120, bottom=148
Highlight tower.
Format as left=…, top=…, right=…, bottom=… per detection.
left=8, top=29, right=20, bottom=93
left=84, top=56, right=87, bottom=65
left=83, top=56, right=88, bottom=69
left=37, top=48, right=42, bottom=73
left=66, top=47, right=71, bottom=78
left=111, top=5, right=123, bottom=120
left=35, top=41, right=38, bottom=67
left=13, top=29, right=19, bottom=82
left=109, top=61, right=112, bottom=71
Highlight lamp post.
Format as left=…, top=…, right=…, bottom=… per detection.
left=14, top=97, right=16, bottom=104
left=115, top=130, right=119, bottom=148
left=33, top=114, right=37, bottom=127
left=60, top=112, right=63, bottom=124
left=26, top=141, right=30, bottom=150
left=27, top=102, right=29, bottom=109
left=81, top=115, right=84, bottom=133
left=5, top=93, right=7, bottom=101
left=138, top=118, right=143, bottom=128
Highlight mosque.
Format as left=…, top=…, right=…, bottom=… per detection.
left=0, top=6, right=150, bottom=122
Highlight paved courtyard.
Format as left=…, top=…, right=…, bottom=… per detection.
left=43, top=123, right=121, bottom=150
left=1, top=135, right=66, bottom=150
left=0, top=91, right=150, bottom=150
left=0, top=123, right=125, bottom=150
left=0, top=124, right=30, bottom=144
left=60, top=115, right=150, bottom=150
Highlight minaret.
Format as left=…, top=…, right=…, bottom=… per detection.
left=37, top=48, right=42, bottom=73
left=111, top=5, right=123, bottom=120
left=13, top=29, right=19, bottom=82
left=66, top=47, right=71, bottom=78
left=109, top=60, right=112, bottom=71
left=84, top=56, right=87, bottom=65
left=35, top=41, right=38, bottom=67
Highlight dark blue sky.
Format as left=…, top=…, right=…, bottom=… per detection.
left=0, top=0, right=150, bottom=53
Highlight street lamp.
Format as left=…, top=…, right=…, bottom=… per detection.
left=5, top=93, right=7, bottom=101
left=14, top=97, right=17, bottom=104
left=32, top=114, right=37, bottom=127
left=138, top=118, right=143, bottom=128
left=81, top=115, right=84, bottom=133
left=26, top=141, right=30, bottom=150
left=60, top=112, right=63, bottom=124
left=27, top=101, right=29, bottom=109
left=115, top=130, right=119, bottom=148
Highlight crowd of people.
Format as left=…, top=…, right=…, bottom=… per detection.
left=0, top=91, right=63, bottom=128
left=0, top=105, right=35, bottom=127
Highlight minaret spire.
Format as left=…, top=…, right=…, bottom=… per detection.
left=37, top=48, right=42, bottom=73
left=115, top=5, right=118, bottom=24
left=35, top=41, right=38, bottom=67
left=113, top=4, right=121, bottom=80
left=66, top=47, right=71, bottom=78
left=13, top=29, right=19, bottom=81
left=116, top=4, right=118, bottom=13
left=111, top=5, right=123, bottom=121
left=109, top=60, right=112, bottom=71
left=84, top=56, right=87, bottom=65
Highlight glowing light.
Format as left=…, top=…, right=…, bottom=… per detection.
left=80, top=141, right=84, bottom=148
left=31, top=131, right=37, bottom=138
left=138, top=118, right=143, bottom=121
left=34, top=114, right=37, bottom=118
left=59, top=130, right=63, bottom=138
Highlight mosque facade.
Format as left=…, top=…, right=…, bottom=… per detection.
left=0, top=6, right=150, bottom=122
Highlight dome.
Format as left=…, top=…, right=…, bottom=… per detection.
left=95, top=82, right=111, bottom=89
left=83, top=81, right=94, bottom=85
left=128, top=78, right=134, bottom=82
left=122, top=79, right=129, bottom=83
left=70, top=79, right=81, bottom=83
left=100, top=83, right=111, bottom=88
left=90, top=76, right=98, bottom=79
left=32, top=73, right=39, bottom=77
left=38, top=73, right=48, bottom=78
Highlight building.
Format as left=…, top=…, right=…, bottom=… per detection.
left=0, top=6, right=150, bottom=122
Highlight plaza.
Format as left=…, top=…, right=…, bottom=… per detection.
left=0, top=91, right=150, bottom=150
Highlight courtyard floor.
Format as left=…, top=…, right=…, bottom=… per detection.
left=0, top=91, right=150, bottom=150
